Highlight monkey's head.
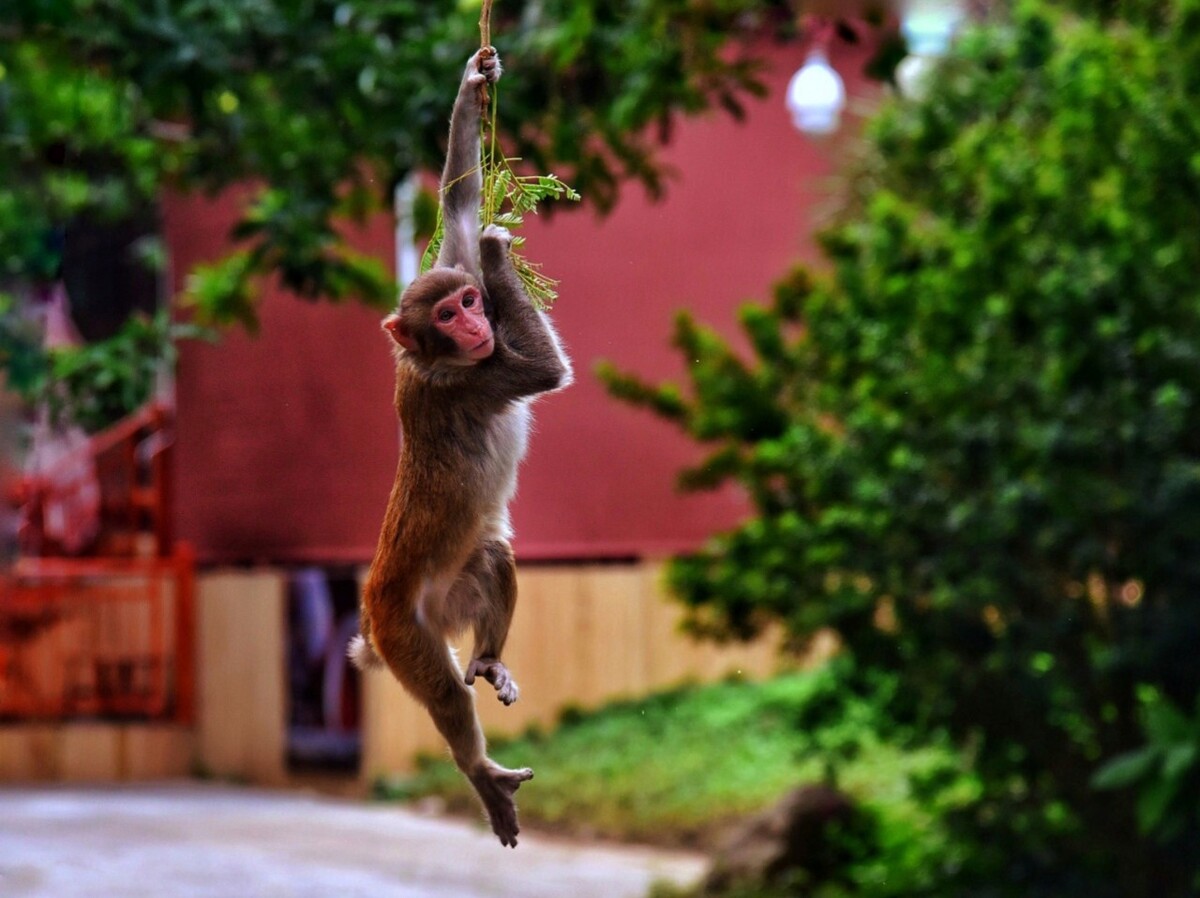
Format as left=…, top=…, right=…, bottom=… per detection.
left=383, top=268, right=495, bottom=365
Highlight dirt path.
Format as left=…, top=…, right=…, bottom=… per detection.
left=0, top=783, right=707, bottom=898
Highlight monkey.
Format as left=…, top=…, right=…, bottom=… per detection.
left=349, top=47, right=572, bottom=849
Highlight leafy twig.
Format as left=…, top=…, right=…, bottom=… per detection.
left=420, top=82, right=580, bottom=309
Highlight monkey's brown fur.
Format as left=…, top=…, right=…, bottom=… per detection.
left=350, top=49, right=571, bottom=849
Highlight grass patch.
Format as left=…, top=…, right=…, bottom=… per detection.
left=375, top=663, right=978, bottom=855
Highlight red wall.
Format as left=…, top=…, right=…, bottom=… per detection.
left=168, top=42, right=875, bottom=565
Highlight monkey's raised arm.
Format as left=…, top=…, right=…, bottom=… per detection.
left=436, top=49, right=501, bottom=275
left=479, top=225, right=573, bottom=399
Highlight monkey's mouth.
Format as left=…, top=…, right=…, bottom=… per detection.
left=470, top=336, right=495, bottom=358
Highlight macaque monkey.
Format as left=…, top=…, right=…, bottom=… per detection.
left=350, top=48, right=572, bottom=848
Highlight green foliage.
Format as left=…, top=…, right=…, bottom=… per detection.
left=480, top=169, right=580, bottom=310
left=0, top=0, right=795, bottom=332
left=377, top=664, right=978, bottom=889
left=14, top=311, right=209, bottom=433
left=0, top=293, right=48, bottom=397
left=602, top=1, right=1200, bottom=893
left=1093, top=688, right=1200, bottom=842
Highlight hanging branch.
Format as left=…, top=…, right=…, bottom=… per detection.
left=421, top=0, right=580, bottom=309
left=479, top=0, right=495, bottom=105
left=480, top=0, right=493, bottom=51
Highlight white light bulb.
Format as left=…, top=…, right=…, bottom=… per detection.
left=785, top=49, right=846, bottom=135
left=897, top=1, right=965, bottom=100
left=901, top=0, right=964, bottom=57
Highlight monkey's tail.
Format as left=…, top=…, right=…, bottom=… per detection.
left=348, top=632, right=385, bottom=671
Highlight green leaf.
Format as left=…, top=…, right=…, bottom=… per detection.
left=1091, top=747, right=1160, bottom=790
left=182, top=252, right=260, bottom=333
left=1136, top=776, right=1179, bottom=834
left=1162, top=743, right=1199, bottom=783
left=1145, top=700, right=1193, bottom=744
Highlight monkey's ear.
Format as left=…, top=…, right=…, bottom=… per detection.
left=383, top=314, right=418, bottom=352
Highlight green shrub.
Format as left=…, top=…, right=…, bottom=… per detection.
left=603, top=2, right=1200, bottom=893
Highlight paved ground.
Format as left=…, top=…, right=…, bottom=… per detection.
left=0, top=783, right=707, bottom=898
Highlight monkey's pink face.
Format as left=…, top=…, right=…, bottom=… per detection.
left=433, top=286, right=494, bottom=361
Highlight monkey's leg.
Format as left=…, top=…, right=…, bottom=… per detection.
left=454, top=539, right=521, bottom=706
left=373, top=612, right=532, bottom=847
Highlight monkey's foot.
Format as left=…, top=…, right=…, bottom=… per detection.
left=469, top=760, right=534, bottom=848
left=464, top=657, right=519, bottom=706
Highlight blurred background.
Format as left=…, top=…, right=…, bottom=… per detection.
left=2, top=1, right=1199, bottom=896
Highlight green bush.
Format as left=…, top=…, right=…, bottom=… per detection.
left=603, top=2, right=1200, bottom=893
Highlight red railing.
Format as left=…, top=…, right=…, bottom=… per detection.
left=0, top=551, right=195, bottom=722
left=1, top=404, right=195, bottom=723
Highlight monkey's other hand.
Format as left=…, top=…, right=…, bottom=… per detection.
left=481, top=224, right=513, bottom=250
left=467, top=48, right=503, bottom=90
left=465, top=657, right=520, bottom=705
left=470, top=760, right=534, bottom=848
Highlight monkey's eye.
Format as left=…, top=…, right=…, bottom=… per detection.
left=438, top=308, right=455, bottom=323
left=462, top=293, right=476, bottom=308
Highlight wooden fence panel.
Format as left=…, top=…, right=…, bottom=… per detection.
left=3, top=563, right=783, bottom=784
left=195, top=570, right=287, bottom=784
left=0, top=723, right=193, bottom=782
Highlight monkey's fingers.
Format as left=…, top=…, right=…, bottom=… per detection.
left=477, top=47, right=502, bottom=82
left=482, top=223, right=513, bottom=247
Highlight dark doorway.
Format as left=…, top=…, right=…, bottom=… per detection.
left=62, top=210, right=161, bottom=342
left=286, top=568, right=362, bottom=773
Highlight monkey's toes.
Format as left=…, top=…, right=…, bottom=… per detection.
left=463, top=658, right=489, bottom=686
left=497, top=680, right=519, bottom=706
left=490, top=762, right=533, bottom=790
left=494, top=813, right=520, bottom=848
left=483, top=797, right=521, bottom=848
left=473, top=763, right=533, bottom=848
left=510, top=766, right=534, bottom=785
left=465, top=658, right=520, bottom=705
